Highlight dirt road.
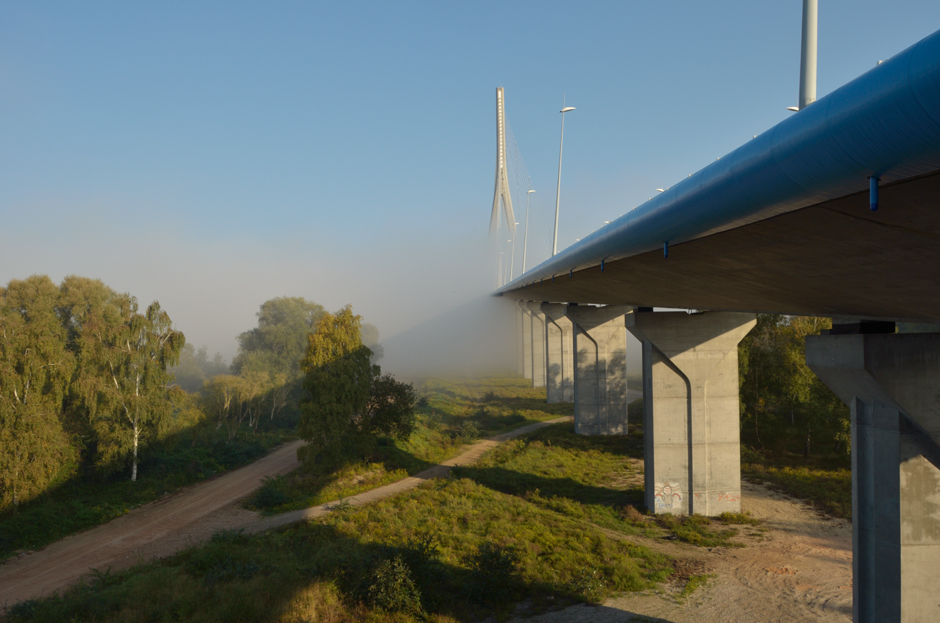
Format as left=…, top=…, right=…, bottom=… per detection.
left=0, top=440, right=304, bottom=607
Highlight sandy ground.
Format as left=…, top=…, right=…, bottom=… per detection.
left=519, top=480, right=853, bottom=623
left=0, top=418, right=569, bottom=609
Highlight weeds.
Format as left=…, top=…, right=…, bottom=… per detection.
left=679, top=574, right=715, bottom=599
left=744, top=462, right=851, bottom=519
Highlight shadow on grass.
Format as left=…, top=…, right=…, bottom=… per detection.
left=4, top=496, right=677, bottom=623
left=453, top=465, right=644, bottom=510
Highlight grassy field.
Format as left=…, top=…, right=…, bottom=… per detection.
left=245, top=377, right=570, bottom=515
left=0, top=425, right=296, bottom=562
left=4, top=377, right=767, bottom=622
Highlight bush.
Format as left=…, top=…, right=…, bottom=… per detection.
left=565, top=566, right=607, bottom=603
left=456, top=421, right=480, bottom=444
left=464, top=542, right=521, bottom=604
left=368, top=556, right=423, bottom=614
left=250, top=475, right=290, bottom=510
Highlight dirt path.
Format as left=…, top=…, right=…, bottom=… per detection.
left=0, top=418, right=570, bottom=609
left=519, top=480, right=853, bottom=623
left=0, top=440, right=304, bottom=608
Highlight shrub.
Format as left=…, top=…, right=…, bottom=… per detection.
left=250, top=475, right=290, bottom=510
left=565, top=566, right=608, bottom=603
left=464, top=542, right=521, bottom=604
left=456, top=421, right=480, bottom=444
left=368, top=556, right=423, bottom=614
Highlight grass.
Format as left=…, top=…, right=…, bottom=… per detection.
left=4, top=377, right=783, bottom=621
left=679, top=574, right=715, bottom=599
left=455, top=419, right=761, bottom=549
left=0, top=424, right=296, bottom=562
left=743, top=461, right=852, bottom=519
left=245, top=376, right=569, bottom=515
left=5, top=477, right=676, bottom=622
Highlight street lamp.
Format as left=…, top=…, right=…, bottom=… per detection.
left=553, top=102, right=576, bottom=256
left=522, top=189, right=535, bottom=272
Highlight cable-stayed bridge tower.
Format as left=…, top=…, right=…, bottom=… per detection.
left=490, top=87, right=516, bottom=238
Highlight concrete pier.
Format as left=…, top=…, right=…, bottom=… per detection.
left=515, top=303, right=524, bottom=376
left=567, top=305, right=630, bottom=435
left=627, top=310, right=755, bottom=516
left=541, top=303, right=574, bottom=403
left=806, top=332, right=940, bottom=623
left=517, top=302, right=533, bottom=380
left=525, top=302, right=547, bottom=388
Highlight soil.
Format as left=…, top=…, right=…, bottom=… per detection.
left=517, top=480, right=853, bottom=623
left=1, top=424, right=854, bottom=622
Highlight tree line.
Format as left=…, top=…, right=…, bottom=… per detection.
left=0, top=276, right=400, bottom=513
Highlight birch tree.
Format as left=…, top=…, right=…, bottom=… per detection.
left=70, top=294, right=184, bottom=480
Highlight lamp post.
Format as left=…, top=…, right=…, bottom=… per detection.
left=553, top=102, right=575, bottom=256
left=522, top=189, right=535, bottom=272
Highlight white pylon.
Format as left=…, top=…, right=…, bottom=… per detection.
left=489, top=87, right=516, bottom=237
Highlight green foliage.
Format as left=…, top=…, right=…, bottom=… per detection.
left=744, top=461, right=852, bottom=519
left=0, top=276, right=78, bottom=509
left=10, top=472, right=674, bottom=622
left=739, top=314, right=850, bottom=459
left=298, top=306, right=416, bottom=470
left=565, top=566, right=608, bottom=603
left=368, top=555, right=423, bottom=613
left=232, top=296, right=325, bottom=380
left=248, top=377, right=562, bottom=516
left=0, top=424, right=295, bottom=560
left=169, top=343, right=229, bottom=393
left=679, top=574, right=714, bottom=599
left=464, top=541, right=522, bottom=604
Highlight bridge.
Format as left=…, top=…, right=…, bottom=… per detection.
left=490, top=9, right=940, bottom=623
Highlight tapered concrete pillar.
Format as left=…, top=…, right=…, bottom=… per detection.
left=541, top=303, right=574, bottom=403
left=627, top=310, right=755, bottom=517
left=514, top=303, right=525, bottom=376
left=806, top=332, right=940, bottom=623
left=525, top=302, right=547, bottom=388
left=516, top=302, right=533, bottom=380
left=567, top=305, right=630, bottom=435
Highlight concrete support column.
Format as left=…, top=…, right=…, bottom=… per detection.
left=516, top=302, right=532, bottom=380
left=627, top=310, right=755, bottom=517
left=514, top=303, right=525, bottom=376
left=525, top=302, right=547, bottom=388
left=806, top=333, right=940, bottom=623
left=541, top=303, right=574, bottom=403
left=567, top=305, right=630, bottom=435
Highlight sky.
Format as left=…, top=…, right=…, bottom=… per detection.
left=2, top=1, right=938, bottom=361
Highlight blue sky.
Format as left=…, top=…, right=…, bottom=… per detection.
left=2, top=1, right=938, bottom=358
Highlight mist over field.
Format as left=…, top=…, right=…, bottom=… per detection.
left=0, top=199, right=495, bottom=362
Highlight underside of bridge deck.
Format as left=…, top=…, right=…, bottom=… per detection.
left=501, top=170, right=940, bottom=322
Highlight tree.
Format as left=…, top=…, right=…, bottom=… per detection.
left=738, top=314, right=849, bottom=457
left=297, top=306, right=415, bottom=468
left=361, top=323, right=384, bottom=362
left=0, top=276, right=76, bottom=508
left=70, top=295, right=185, bottom=480
left=169, top=344, right=229, bottom=393
left=232, top=297, right=325, bottom=379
